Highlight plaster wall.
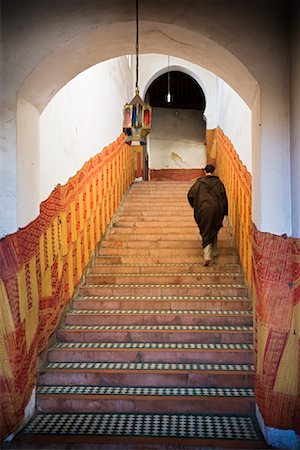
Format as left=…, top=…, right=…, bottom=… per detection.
left=291, top=1, right=300, bottom=238
left=16, top=100, right=40, bottom=228
left=39, top=57, right=132, bottom=207
left=0, top=0, right=292, bottom=237
left=216, top=79, right=252, bottom=172
left=149, top=108, right=206, bottom=170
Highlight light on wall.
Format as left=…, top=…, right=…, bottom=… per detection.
left=123, top=0, right=152, bottom=146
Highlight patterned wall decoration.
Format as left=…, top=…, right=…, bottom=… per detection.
left=253, top=229, right=300, bottom=432
left=0, top=134, right=135, bottom=440
left=213, top=126, right=300, bottom=432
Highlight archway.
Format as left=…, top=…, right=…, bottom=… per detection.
left=144, top=69, right=207, bottom=180
left=16, top=20, right=259, bottom=227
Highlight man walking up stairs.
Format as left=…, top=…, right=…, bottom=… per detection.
left=12, top=181, right=267, bottom=449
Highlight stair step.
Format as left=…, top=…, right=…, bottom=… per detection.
left=48, top=342, right=253, bottom=364
left=39, top=361, right=254, bottom=388
left=85, top=273, right=245, bottom=286
left=95, top=254, right=239, bottom=264
left=18, top=411, right=265, bottom=448
left=57, top=324, right=253, bottom=344
left=65, top=308, right=252, bottom=326
left=100, top=240, right=234, bottom=249
left=36, top=385, right=255, bottom=415
left=73, top=295, right=252, bottom=311
left=107, top=232, right=231, bottom=241
left=90, top=262, right=241, bottom=274
left=98, top=248, right=237, bottom=258
left=79, top=284, right=248, bottom=297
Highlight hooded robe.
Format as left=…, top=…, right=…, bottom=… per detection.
left=187, top=175, right=228, bottom=248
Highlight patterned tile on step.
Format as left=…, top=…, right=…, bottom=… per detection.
left=92, top=272, right=241, bottom=277
left=62, top=324, right=253, bottom=331
left=78, top=295, right=249, bottom=301
left=70, top=309, right=252, bottom=315
left=21, top=412, right=262, bottom=441
left=94, top=263, right=239, bottom=267
left=45, top=362, right=254, bottom=371
left=84, top=283, right=245, bottom=288
left=37, top=385, right=254, bottom=397
left=54, top=342, right=253, bottom=350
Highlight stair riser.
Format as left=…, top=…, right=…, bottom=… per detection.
left=36, top=397, right=255, bottom=415
left=95, top=255, right=239, bottom=264
left=38, top=371, right=254, bottom=388
left=90, top=264, right=241, bottom=274
left=107, top=234, right=232, bottom=241
left=73, top=298, right=252, bottom=311
left=56, top=330, right=253, bottom=344
left=98, top=248, right=237, bottom=257
left=100, top=241, right=234, bottom=250
left=110, top=225, right=230, bottom=236
left=111, top=226, right=200, bottom=234
left=65, top=314, right=252, bottom=327
left=48, top=349, right=253, bottom=364
left=79, top=286, right=248, bottom=297
left=114, top=221, right=198, bottom=227
left=85, top=274, right=244, bottom=285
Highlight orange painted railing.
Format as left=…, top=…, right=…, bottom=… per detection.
left=0, top=134, right=135, bottom=440
left=214, top=127, right=252, bottom=291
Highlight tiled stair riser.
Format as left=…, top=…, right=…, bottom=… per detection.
left=56, top=329, right=253, bottom=344
left=85, top=273, right=245, bottom=285
left=79, top=286, right=248, bottom=298
left=95, top=255, right=240, bottom=264
left=65, top=312, right=252, bottom=327
left=90, top=263, right=241, bottom=274
left=73, top=297, right=252, bottom=311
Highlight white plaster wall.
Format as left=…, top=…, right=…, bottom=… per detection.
left=149, top=108, right=206, bottom=170
left=216, top=79, right=252, bottom=172
left=17, top=100, right=40, bottom=228
left=291, top=2, right=300, bottom=238
left=39, top=57, right=132, bottom=206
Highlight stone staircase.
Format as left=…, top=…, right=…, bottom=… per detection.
left=13, top=181, right=267, bottom=449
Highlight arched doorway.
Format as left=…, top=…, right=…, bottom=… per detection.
left=144, top=70, right=206, bottom=181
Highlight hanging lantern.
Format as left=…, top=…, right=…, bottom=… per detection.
left=123, top=89, right=152, bottom=146
left=123, top=0, right=152, bottom=146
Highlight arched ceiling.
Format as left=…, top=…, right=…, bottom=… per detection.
left=18, top=20, right=259, bottom=113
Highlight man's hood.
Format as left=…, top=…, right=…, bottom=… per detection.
left=199, top=175, right=219, bottom=188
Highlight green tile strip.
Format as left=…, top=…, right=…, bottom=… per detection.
left=21, top=412, right=261, bottom=441
left=37, top=385, right=254, bottom=397
left=54, top=342, right=253, bottom=350
left=46, top=362, right=254, bottom=371
left=62, top=324, right=252, bottom=331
